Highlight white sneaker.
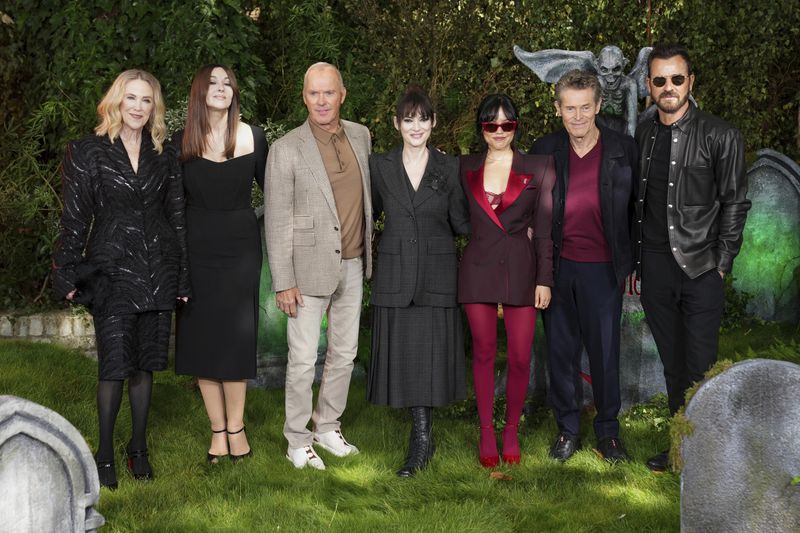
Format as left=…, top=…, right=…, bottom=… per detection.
left=286, top=445, right=326, bottom=470
left=313, top=429, right=360, bottom=457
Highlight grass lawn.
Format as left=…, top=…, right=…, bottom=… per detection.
left=1, top=321, right=796, bottom=532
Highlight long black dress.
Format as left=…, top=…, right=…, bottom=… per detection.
left=175, top=125, right=267, bottom=380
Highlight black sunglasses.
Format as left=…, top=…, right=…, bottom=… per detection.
left=481, top=121, right=517, bottom=133
left=651, top=75, right=688, bottom=87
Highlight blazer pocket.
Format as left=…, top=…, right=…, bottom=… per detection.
left=374, top=238, right=401, bottom=293
left=427, top=238, right=456, bottom=255
left=293, top=232, right=315, bottom=246
left=294, top=215, right=314, bottom=229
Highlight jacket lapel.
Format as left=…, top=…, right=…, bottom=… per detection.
left=382, top=147, right=414, bottom=214
left=297, top=121, right=339, bottom=220
left=465, top=155, right=504, bottom=230
left=107, top=134, right=143, bottom=202
left=412, top=149, right=443, bottom=208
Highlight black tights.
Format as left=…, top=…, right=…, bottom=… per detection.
left=95, top=370, right=153, bottom=461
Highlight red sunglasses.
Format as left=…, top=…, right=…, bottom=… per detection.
left=481, top=121, right=517, bottom=133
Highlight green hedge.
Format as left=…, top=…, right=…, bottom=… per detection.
left=1, top=0, right=798, bottom=308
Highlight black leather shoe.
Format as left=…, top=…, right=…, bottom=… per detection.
left=549, top=432, right=580, bottom=461
left=96, top=458, right=118, bottom=490
left=126, top=445, right=153, bottom=480
left=596, top=436, right=630, bottom=463
left=397, top=407, right=435, bottom=478
left=646, top=450, right=670, bottom=472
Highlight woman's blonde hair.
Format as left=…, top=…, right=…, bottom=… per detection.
left=95, top=69, right=167, bottom=153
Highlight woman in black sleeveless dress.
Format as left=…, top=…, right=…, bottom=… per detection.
left=174, top=65, right=267, bottom=463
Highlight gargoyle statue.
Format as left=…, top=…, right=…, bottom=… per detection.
left=513, top=44, right=652, bottom=137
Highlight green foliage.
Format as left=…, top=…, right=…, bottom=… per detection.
left=0, top=100, right=78, bottom=309
left=2, top=0, right=799, bottom=307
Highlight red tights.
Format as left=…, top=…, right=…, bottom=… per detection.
left=465, top=303, right=536, bottom=429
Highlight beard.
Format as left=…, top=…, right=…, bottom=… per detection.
left=655, top=90, right=690, bottom=114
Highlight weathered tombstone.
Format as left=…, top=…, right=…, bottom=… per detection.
left=734, top=149, right=800, bottom=323
left=681, top=359, right=800, bottom=533
left=0, top=395, right=104, bottom=532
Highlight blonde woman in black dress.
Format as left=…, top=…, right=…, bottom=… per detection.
left=174, top=65, right=267, bottom=463
left=53, top=69, right=189, bottom=489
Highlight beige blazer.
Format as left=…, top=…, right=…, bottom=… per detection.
left=265, top=119, right=372, bottom=297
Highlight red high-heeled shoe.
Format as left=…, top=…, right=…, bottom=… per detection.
left=479, top=425, right=499, bottom=468
left=502, top=424, right=520, bottom=464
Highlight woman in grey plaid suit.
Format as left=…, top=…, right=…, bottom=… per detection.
left=367, top=87, right=470, bottom=477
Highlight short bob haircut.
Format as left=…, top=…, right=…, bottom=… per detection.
left=395, top=85, right=435, bottom=122
left=554, top=69, right=601, bottom=104
left=647, top=43, right=693, bottom=76
left=181, top=64, right=241, bottom=162
left=475, top=93, right=521, bottom=150
left=95, top=69, right=167, bottom=153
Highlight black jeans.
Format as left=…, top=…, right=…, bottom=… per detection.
left=640, top=251, right=725, bottom=414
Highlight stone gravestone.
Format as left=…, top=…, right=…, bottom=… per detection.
left=733, top=149, right=800, bottom=324
left=681, top=359, right=800, bottom=533
left=0, top=395, right=104, bottom=532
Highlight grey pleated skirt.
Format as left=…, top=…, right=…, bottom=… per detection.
left=367, top=304, right=467, bottom=408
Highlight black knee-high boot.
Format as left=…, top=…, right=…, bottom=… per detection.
left=397, top=406, right=434, bottom=478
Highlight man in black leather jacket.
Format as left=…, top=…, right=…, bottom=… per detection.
left=634, top=44, right=751, bottom=472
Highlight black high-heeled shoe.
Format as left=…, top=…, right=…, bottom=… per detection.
left=126, top=444, right=153, bottom=480
left=227, top=426, right=253, bottom=462
left=208, top=427, right=229, bottom=464
left=96, top=457, right=118, bottom=490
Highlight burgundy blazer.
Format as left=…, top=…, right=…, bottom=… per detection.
left=457, top=151, right=556, bottom=306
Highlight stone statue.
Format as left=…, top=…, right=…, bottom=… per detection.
left=513, top=44, right=652, bottom=137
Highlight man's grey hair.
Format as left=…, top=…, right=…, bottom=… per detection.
left=554, top=69, right=601, bottom=103
left=303, top=62, right=344, bottom=90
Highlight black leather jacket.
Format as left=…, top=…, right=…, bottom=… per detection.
left=634, top=103, right=750, bottom=279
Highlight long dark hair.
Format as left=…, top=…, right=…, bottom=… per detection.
left=475, top=93, right=521, bottom=150
left=181, top=64, right=240, bottom=161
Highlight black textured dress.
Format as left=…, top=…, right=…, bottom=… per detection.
left=175, top=125, right=267, bottom=380
left=52, top=132, right=189, bottom=380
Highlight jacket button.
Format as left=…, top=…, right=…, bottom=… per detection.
left=335, top=249, right=340, bottom=254
left=639, top=199, right=643, bottom=202
left=672, top=247, right=677, bottom=252
left=334, top=226, right=339, bottom=231
left=682, top=265, right=687, bottom=268
left=671, top=161, right=676, bottom=165
left=669, top=226, right=674, bottom=230
left=668, top=204, right=673, bottom=208
left=669, top=182, right=674, bottom=186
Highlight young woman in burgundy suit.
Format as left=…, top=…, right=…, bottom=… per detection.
left=458, top=94, right=556, bottom=467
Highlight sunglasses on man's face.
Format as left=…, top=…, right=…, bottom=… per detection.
left=481, top=121, right=517, bottom=133
left=651, top=74, right=688, bottom=87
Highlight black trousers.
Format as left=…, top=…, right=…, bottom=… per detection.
left=640, top=251, right=725, bottom=414
left=543, top=259, right=622, bottom=440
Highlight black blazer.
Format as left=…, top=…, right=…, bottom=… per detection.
left=52, top=132, right=189, bottom=316
left=457, top=151, right=556, bottom=306
left=529, top=125, right=638, bottom=285
left=370, top=147, right=470, bottom=308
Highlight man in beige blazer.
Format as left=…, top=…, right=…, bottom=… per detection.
left=265, top=62, right=372, bottom=470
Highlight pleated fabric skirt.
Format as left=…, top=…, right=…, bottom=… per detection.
left=367, top=304, right=467, bottom=408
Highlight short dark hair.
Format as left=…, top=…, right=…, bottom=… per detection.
left=648, top=43, right=693, bottom=76
left=395, top=86, right=434, bottom=122
left=554, top=69, right=601, bottom=103
left=475, top=93, right=521, bottom=149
